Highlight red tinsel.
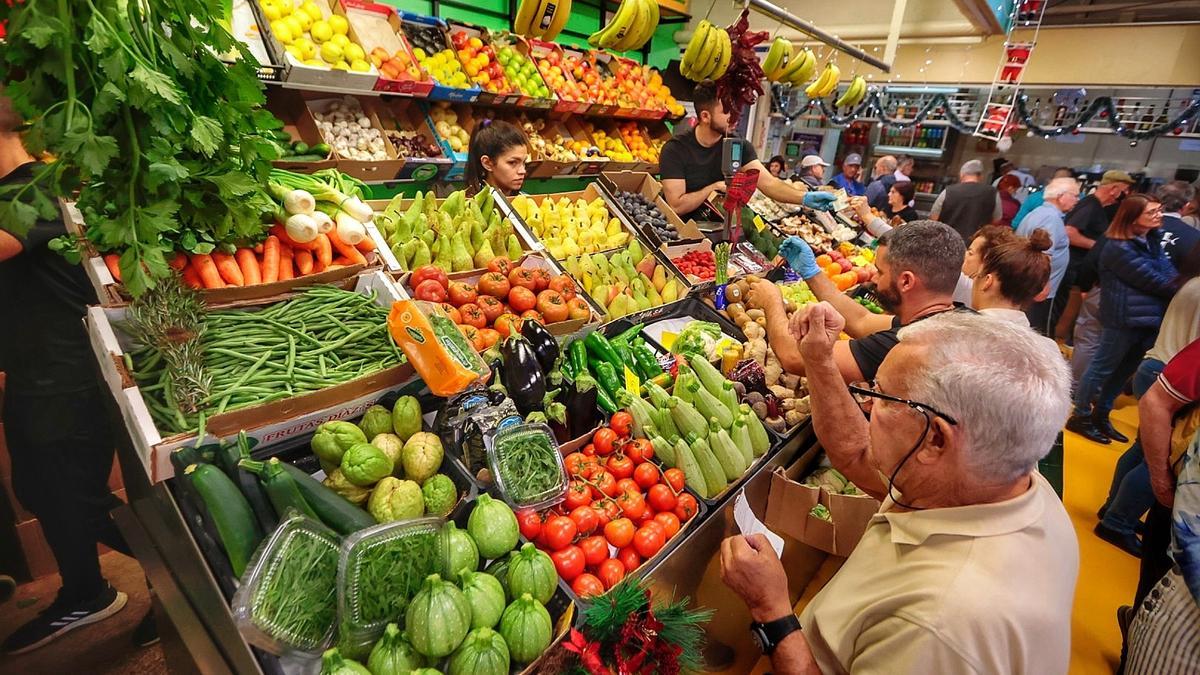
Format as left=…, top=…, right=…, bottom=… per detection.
left=716, top=8, right=770, bottom=126
left=723, top=168, right=760, bottom=243
left=563, top=629, right=607, bottom=675
left=609, top=589, right=683, bottom=675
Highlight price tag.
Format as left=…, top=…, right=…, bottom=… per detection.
left=753, top=215, right=767, bottom=232
left=659, top=331, right=678, bottom=351
left=624, top=365, right=640, bottom=393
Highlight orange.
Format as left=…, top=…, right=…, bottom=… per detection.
left=815, top=254, right=833, bottom=267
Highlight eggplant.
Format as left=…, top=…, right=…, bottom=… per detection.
left=500, top=335, right=547, bottom=417
left=521, top=319, right=559, bottom=374
left=565, top=372, right=600, bottom=439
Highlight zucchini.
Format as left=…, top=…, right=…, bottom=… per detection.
left=709, top=421, right=747, bottom=480
left=687, top=434, right=727, bottom=499
left=277, top=461, right=375, bottom=535
left=291, top=141, right=310, bottom=155
left=185, top=463, right=263, bottom=577
left=650, top=435, right=675, bottom=468
left=170, top=445, right=208, bottom=475
left=212, top=437, right=278, bottom=534
left=240, top=458, right=319, bottom=521
left=673, top=439, right=708, bottom=498
left=310, top=142, right=331, bottom=155
left=279, top=154, right=328, bottom=162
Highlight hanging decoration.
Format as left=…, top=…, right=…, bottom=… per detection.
left=1015, top=94, right=1200, bottom=140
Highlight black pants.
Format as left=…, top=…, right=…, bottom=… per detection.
left=1135, top=502, right=1174, bottom=607
left=4, top=386, right=131, bottom=602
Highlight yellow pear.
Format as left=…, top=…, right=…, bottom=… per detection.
left=652, top=265, right=666, bottom=292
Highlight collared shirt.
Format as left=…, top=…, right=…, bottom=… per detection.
left=827, top=173, right=866, bottom=197
left=799, top=473, right=1078, bottom=675
left=1017, top=203, right=1070, bottom=297
left=893, top=169, right=911, bottom=183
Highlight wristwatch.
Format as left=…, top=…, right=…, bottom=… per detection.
left=750, top=614, right=802, bottom=655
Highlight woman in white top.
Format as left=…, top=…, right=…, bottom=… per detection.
left=970, top=228, right=1054, bottom=325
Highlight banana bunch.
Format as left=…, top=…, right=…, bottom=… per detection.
left=587, top=0, right=659, bottom=52
left=804, top=61, right=840, bottom=98
left=513, top=0, right=572, bottom=41
left=834, top=75, right=868, bottom=107
left=771, top=46, right=815, bottom=85
left=680, top=20, right=732, bottom=82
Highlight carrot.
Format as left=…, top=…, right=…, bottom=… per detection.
left=211, top=251, right=245, bottom=286
left=278, top=244, right=294, bottom=281
left=103, top=253, right=122, bottom=282
left=354, top=233, right=377, bottom=253
left=270, top=223, right=318, bottom=251
left=168, top=252, right=188, bottom=271
left=313, top=233, right=333, bottom=271
left=325, top=264, right=345, bottom=271
left=294, top=249, right=314, bottom=276
left=190, top=254, right=225, bottom=289
left=327, top=227, right=367, bottom=266
left=331, top=256, right=354, bottom=266
left=235, top=248, right=261, bottom=286
left=262, top=235, right=281, bottom=283
left=181, top=264, right=202, bottom=289
left=254, top=243, right=264, bottom=255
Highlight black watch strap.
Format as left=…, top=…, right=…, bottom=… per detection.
left=751, top=614, right=802, bottom=655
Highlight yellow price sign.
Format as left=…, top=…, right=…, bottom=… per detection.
left=753, top=215, right=767, bottom=232
left=624, top=365, right=641, bottom=393
left=659, top=331, right=678, bottom=350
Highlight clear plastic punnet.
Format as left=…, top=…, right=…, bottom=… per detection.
left=485, top=419, right=568, bottom=510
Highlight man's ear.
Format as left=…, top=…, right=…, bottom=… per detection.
left=915, top=416, right=956, bottom=465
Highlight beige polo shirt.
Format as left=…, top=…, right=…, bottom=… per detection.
left=798, top=474, right=1078, bottom=674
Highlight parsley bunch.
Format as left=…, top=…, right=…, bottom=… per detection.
left=0, top=0, right=284, bottom=294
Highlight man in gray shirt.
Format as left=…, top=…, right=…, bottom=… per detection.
left=1017, top=176, right=1081, bottom=333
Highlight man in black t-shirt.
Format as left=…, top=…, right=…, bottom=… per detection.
left=660, top=83, right=824, bottom=222
left=750, top=220, right=969, bottom=383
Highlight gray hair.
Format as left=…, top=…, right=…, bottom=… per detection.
left=1157, top=180, right=1196, bottom=213
left=896, top=155, right=915, bottom=170
left=877, top=155, right=898, bottom=172
left=960, top=159, right=984, bottom=177
left=897, top=312, right=1071, bottom=483
left=1043, top=177, right=1080, bottom=201
left=876, top=220, right=966, bottom=295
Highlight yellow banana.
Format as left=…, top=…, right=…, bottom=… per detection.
left=606, top=0, right=643, bottom=50
left=613, top=0, right=648, bottom=51
left=788, top=48, right=816, bottom=84
left=513, top=0, right=540, bottom=36
left=834, top=75, right=867, bottom=107
left=763, top=37, right=791, bottom=80
left=530, top=0, right=558, bottom=38
left=819, top=63, right=841, bottom=97
left=778, top=46, right=811, bottom=82
left=692, top=24, right=721, bottom=79
left=805, top=62, right=833, bottom=97
left=541, top=0, right=571, bottom=40
left=710, top=28, right=732, bottom=80
left=681, top=21, right=712, bottom=81
left=590, top=0, right=637, bottom=48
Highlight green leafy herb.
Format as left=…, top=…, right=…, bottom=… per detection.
left=345, top=529, right=442, bottom=627
left=495, top=431, right=562, bottom=504
left=250, top=527, right=339, bottom=649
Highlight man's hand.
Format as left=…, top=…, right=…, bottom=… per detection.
left=710, top=180, right=728, bottom=196
left=778, top=236, right=820, bottom=279
left=792, top=302, right=845, bottom=361
left=749, top=278, right=784, bottom=315
left=803, top=191, right=837, bottom=212
left=1151, top=471, right=1176, bottom=509
left=720, top=534, right=793, bottom=622
left=850, top=195, right=872, bottom=222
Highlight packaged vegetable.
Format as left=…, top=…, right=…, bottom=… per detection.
left=421, top=474, right=457, bottom=518
left=401, top=432, right=444, bottom=484
left=312, top=422, right=368, bottom=466
left=486, top=422, right=568, bottom=509
left=388, top=300, right=490, bottom=397
left=367, top=477, right=424, bottom=523
left=359, top=405, right=394, bottom=440
left=341, top=443, right=393, bottom=487
left=366, top=624, right=426, bottom=675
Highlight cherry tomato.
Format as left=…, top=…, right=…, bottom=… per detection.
left=617, top=546, right=642, bottom=572
left=600, top=499, right=621, bottom=523
left=633, top=462, right=660, bottom=490
left=578, top=457, right=601, bottom=480
left=589, top=501, right=613, bottom=527
left=604, top=517, right=636, bottom=548
left=633, top=525, right=666, bottom=558
left=606, top=453, right=634, bottom=480
left=596, top=557, right=626, bottom=589
left=626, top=438, right=654, bottom=464
left=616, top=491, right=646, bottom=521
left=543, top=515, right=578, bottom=551
left=663, top=468, right=686, bottom=493
left=609, top=412, right=634, bottom=437
left=654, top=511, right=681, bottom=538
left=615, top=478, right=640, bottom=497
left=564, top=452, right=588, bottom=477
left=578, top=535, right=609, bottom=567
left=517, top=510, right=543, bottom=541
left=593, top=428, right=618, bottom=456
left=564, top=480, right=592, bottom=510
left=569, top=505, right=599, bottom=535
left=647, top=483, right=677, bottom=512
left=581, top=442, right=597, bottom=457
left=641, top=519, right=666, bottom=536
left=590, top=470, right=619, bottom=499
left=551, top=545, right=585, bottom=581
left=633, top=506, right=656, bottom=526
left=674, top=493, right=699, bottom=522
left=572, top=573, right=605, bottom=598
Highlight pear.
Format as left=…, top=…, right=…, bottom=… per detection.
left=640, top=273, right=663, bottom=305
left=634, top=253, right=657, bottom=279
left=592, top=284, right=611, bottom=311
left=651, top=264, right=667, bottom=292
left=506, top=234, right=523, bottom=261
left=628, top=239, right=644, bottom=262
left=563, top=256, right=581, bottom=277
left=661, top=279, right=679, bottom=303
left=450, top=232, right=473, bottom=272
left=473, top=239, right=496, bottom=269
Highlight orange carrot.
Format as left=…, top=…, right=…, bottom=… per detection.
left=181, top=264, right=202, bottom=289
left=325, top=264, right=345, bottom=271
left=313, top=233, right=333, bottom=271
left=211, top=251, right=245, bottom=286
left=270, top=223, right=318, bottom=251
left=254, top=243, right=264, bottom=255
left=235, top=248, right=261, bottom=286
left=354, top=234, right=377, bottom=253
left=327, top=227, right=367, bottom=266
left=189, top=254, right=225, bottom=289
left=278, top=244, right=294, bottom=281
left=168, top=252, right=188, bottom=271
left=262, top=235, right=281, bottom=283
left=103, top=254, right=122, bottom=282
left=331, top=256, right=353, bottom=266
left=294, top=249, right=314, bottom=276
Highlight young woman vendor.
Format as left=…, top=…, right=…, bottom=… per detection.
left=465, top=119, right=528, bottom=197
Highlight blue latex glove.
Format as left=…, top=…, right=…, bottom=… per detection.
left=803, top=191, right=838, bottom=212
left=778, top=236, right=820, bottom=279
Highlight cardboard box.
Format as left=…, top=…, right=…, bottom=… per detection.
left=249, top=0, right=380, bottom=92
left=338, top=0, right=434, bottom=96
left=765, top=458, right=880, bottom=557
left=267, top=90, right=337, bottom=172
left=86, top=272, right=418, bottom=484
left=368, top=98, right=453, bottom=181
left=599, top=171, right=705, bottom=249
left=307, top=96, right=407, bottom=181
left=395, top=12, right=480, bottom=102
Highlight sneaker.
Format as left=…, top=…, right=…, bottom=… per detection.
left=1066, top=415, right=1111, bottom=444
left=132, top=611, right=159, bottom=648
left=1094, top=522, right=1143, bottom=557
left=2, top=586, right=128, bottom=655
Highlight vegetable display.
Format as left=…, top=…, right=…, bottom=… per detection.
left=340, top=519, right=445, bottom=642
left=374, top=188, right=524, bottom=273
left=558, top=239, right=684, bottom=320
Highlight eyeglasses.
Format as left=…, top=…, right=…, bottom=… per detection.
left=1144, top=208, right=1163, bottom=217
left=848, top=382, right=959, bottom=425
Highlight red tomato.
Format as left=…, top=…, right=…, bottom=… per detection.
left=457, top=303, right=486, bottom=328
left=551, top=545, right=585, bottom=581
left=487, top=256, right=514, bottom=276
left=508, top=267, right=537, bottom=290
left=647, top=483, right=677, bottom=512
left=596, top=557, right=626, bottom=589
left=641, top=519, right=666, bottom=537
left=633, top=525, right=666, bottom=558
left=447, top=281, right=478, bottom=306
left=606, top=453, right=634, bottom=480
left=633, top=463, right=660, bottom=490
left=477, top=328, right=501, bottom=349
left=654, top=512, right=681, bottom=538
left=578, top=535, right=609, bottom=567
left=476, top=295, right=504, bottom=322
left=457, top=324, right=484, bottom=351
left=439, top=303, right=462, bottom=324
left=663, top=468, right=686, bottom=493
left=569, top=505, right=599, bottom=535
left=616, top=546, right=641, bottom=572
left=593, top=428, right=618, bottom=456
left=600, top=499, right=621, bottom=523
left=564, top=452, right=588, bottom=477
left=578, top=457, right=601, bottom=480
left=549, top=275, right=577, bottom=300
left=536, top=290, right=569, bottom=323
left=517, top=510, right=543, bottom=540
left=589, top=501, right=613, bottom=527
left=494, top=313, right=522, bottom=337
left=413, top=279, right=447, bottom=302
left=590, top=470, right=618, bottom=499
left=609, top=412, right=633, bottom=437
left=674, top=493, right=699, bottom=522
left=411, top=265, right=448, bottom=289
left=567, top=297, right=591, bottom=321
left=603, top=517, right=635, bottom=548
left=543, top=515, right=578, bottom=551
left=508, top=286, right=537, bottom=313
left=571, top=573, right=605, bottom=598
left=626, top=438, right=654, bottom=464
left=616, top=491, right=646, bottom=521
left=531, top=267, right=552, bottom=292
left=520, top=309, right=543, bottom=324
left=581, top=443, right=597, bottom=457
left=564, top=480, right=591, bottom=510
left=615, top=478, right=640, bottom=497
left=476, top=272, right=511, bottom=299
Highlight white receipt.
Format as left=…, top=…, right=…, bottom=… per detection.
left=733, top=489, right=784, bottom=558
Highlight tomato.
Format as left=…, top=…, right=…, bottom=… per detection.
left=596, top=558, right=626, bottom=589
left=569, top=505, right=599, bottom=535
left=663, top=468, right=686, bottom=493
left=589, top=501, right=613, bottom=527
left=536, top=290, right=569, bottom=323
left=626, top=438, right=654, bottom=464
left=494, top=313, right=522, bottom=337
left=578, top=535, right=609, bottom=567
left=654, top=512, right=681, bottom=538
left=593, top=428, right=618, bottom=456
left=578, top=457, right=601, bottom=480
left=457, top=324, right=484, bottom=351
left=564, top=480, right=591, bottom=510
left=647, top=483, right=677, bottom=512
left=531, top=268, right=552, bottom=292
left=616, top=546, right=641, bottom=572
left=476, top=295, right=504, bottom=322
left=590, top=470, right=618, bottom=499
left=609, top=412, right=633, bottom=437
left=603, top=517, right=635, bottom=548
left=520, top=309, right=543, bottom=324
left=633, top=525, right=666, bottom=558
left=606, top=453, right=634, bottom=480
left=414, top=279, right=447, bottom=303
left=549, top=275, right=577, bottom=300
left=487, top=256, right=514, bottom=276
left=674, top=493, right=699, bottom=522
left=571, top=573, right=605, bottom=598
left=447, top=281, right=478, bottom=306
left=438, top=303, right=462, bottom=324
left=599, top=499, right=621, bottom=523
left=615, top=478, right=640, bottom=497
left=551, top=545, right=585, bottom=581
left=508, top=286, right=537, bottom=313
left=411, top=265, right=448, bottom=290
left=581, top=443, right=596, bottom=457
left=567, top=297, right=591, bottom=321
left=508, top=267, right=537, bottom=290
left=476, top=272, right=511, bottom=299
left=641, top=519, right=665, bottom=536
left=543, top=515, right=578, bottom=551
left=633, top=463, right=660, bottom=490
left=477, top=328, right=501, bottom=349
left=457, top=303, right=486, bottom=329
left=517, top=510, right=543, bottom=540
left=564, top=453, right=588, bottom=477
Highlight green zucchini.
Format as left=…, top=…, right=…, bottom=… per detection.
left=277, top=461, right=376, bottom=535
left=687, top=434, right=727, bottom=499
left=185, top=463, right=263, bottom=577
left=673, top=439, right=707, bottom=498
left=240, top=458, right=319, bottom=521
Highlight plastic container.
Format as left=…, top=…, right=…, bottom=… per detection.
left=232, top=514, right=341, bottom=656
left=336, top=516, right=448, bottom=651
left=485, top=420, right=568, bottom=510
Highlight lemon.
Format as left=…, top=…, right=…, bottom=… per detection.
left=285, top=44, right=303, bottom=60
left=271, top=20, right=293, bottom=45
left=310, top=19, right=332, bottom=43
left=328, top=14, right=349, bottom=35
left=350, top=59, right=371, bottom=72
left=344, top=43, right=365, bottom=63
left=330, top=34, right=350, bottom=49
left=319, top=41, right=343, bottom=63
left=292, top=10, right=312, bottom=31
left=299, top=1, right=322, bottom=21
left=332, top=61, right=349, bottom=71
left=261, top=1, right=282, bottom=22
left=293, top=37, right=316, bottom=59
left=277, top=0, right=292, bottom=16
left=282, top=15, right=303, bottom=37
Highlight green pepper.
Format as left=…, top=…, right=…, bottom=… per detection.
left=567, top=339, right=589, bottom=378
left=595, top=386, right=618, bottom=414
left=609, top=338, right=638, bottom=374
left=613, top=322, right=645, bottom=344
left=630, top=341, right=664, bottom=379
left=593, top=361, right=623, bottom=401
left=584, top=332, right=624, bottom=373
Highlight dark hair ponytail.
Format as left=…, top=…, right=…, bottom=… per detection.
left=465, top=119, right=527, bottom=195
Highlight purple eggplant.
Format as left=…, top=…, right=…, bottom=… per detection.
left=500, top=335, right=546, bottom=417
left=520, top=319, right=560, bottom=374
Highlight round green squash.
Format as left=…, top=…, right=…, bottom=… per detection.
left=405, top=573, right=472, bottom=659
left=505, top=543, right=557, bottom=605
left=498, top=593, right=553, bottom=664
left=447, top=627, right=510, bottom=675
left=444, top=521, right=480, bottom=579
left=459, top=570, right=506, bottom=629
left=365, top=624, right=425, bottom=675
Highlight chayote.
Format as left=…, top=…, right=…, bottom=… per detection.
left=421, top=474, right=457, bottom=518
left=324, top=469, right=370, bottom=505
left=359, top=405, right=394, bottom=440
left=368, top=477, right=425, bottom=523
left=371, top=433, right=405, bottom=475
left=341, top=442, right=393, bottom=487
left=312, top=421, right=368, bottom=465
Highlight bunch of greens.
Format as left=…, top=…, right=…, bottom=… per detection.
left=0, top=0, right=284, bottom=294
left=343, top=527, right=443, bottom=629
left=669, top=321, right=724, bottom=361
left=249, top=524, right=340, bottom=650
left=494, top=429, right=564, bottom=505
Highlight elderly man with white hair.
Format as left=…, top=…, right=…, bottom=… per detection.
left=1018, top=176, right=1080, bottom=334
left=930, top=159, right=1004, bottom=243
left=721, top=307, right=1078, bottom=674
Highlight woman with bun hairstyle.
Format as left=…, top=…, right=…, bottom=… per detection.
left=464, top=119, right=528, bottom=197
left=970, top=228, right=1054, bottom=326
